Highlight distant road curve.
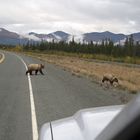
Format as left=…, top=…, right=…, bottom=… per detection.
left=0, top=52, right=5, bottom=63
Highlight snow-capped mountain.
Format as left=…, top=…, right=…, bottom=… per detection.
left=24, top=30, right=140, bottom=45
left=20, top=34, right=41, bottom=41
left=0, top=28, right=140, bottom=45
left=28, top=31, right=70, bottom=42
left=129, top=32, right=140, bottom=41
left=67, top=34, right=85, bottom=44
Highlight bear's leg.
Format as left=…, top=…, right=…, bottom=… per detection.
left=102, top=78, right=105, bottom=83
left=110, top=80, right=113, bottom=85
left=29, top=70, right=32, bottom=75
left=26, top=70, right=29, bottom=75
left=35, top=70, right=38, bottom=75
left=39, top=69, right=44, bottom=75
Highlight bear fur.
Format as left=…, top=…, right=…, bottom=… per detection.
left=26, top=64, right=44, bottom=75
left=102, top=74, right=118, bottom=85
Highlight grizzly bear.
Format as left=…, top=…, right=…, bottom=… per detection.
left=26, top=64, right=44, bottom=75
left=102, top=74, right=118, bottom=85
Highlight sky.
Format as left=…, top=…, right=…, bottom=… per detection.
left=0, top=0, right=140, bottom=34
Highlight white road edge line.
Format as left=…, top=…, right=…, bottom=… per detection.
left=14, top=54, right=38, bottom=140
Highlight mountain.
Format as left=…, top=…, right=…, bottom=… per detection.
left=0, top=28, right=19, bottom=38
left=83, top=31, right=126, bottom=43
left=0, top=28, right=37, bottom=45
left=0, top=28, right=140, bottom=45
left=28, top=32, right=48, bottom=39
left=130, top=32, right=140, bottom=41
left=0, top=28, right=20, bottom=45
left=28, top=31, right=70, bottom=42
left=50, top=31, right=69, bottom=38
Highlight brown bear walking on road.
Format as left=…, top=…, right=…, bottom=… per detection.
left=26, top=64, right=44, bottom=75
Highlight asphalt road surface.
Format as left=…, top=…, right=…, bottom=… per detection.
left=0, top=51, right=133, bottom=140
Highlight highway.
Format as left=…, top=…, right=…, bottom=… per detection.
left=0, top=51, right=132, bottom=140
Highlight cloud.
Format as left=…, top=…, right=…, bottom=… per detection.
left=0, top=0, right=139, bottom=34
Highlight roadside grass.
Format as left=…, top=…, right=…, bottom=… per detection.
left=34, top=51, right=140, bottom=65
left=21, top=51, right=140, bottom=94
left=4, top=47, right=140, bottom=65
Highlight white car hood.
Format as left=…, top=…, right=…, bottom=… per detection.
left=40, top=105, right=124, bottom=140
